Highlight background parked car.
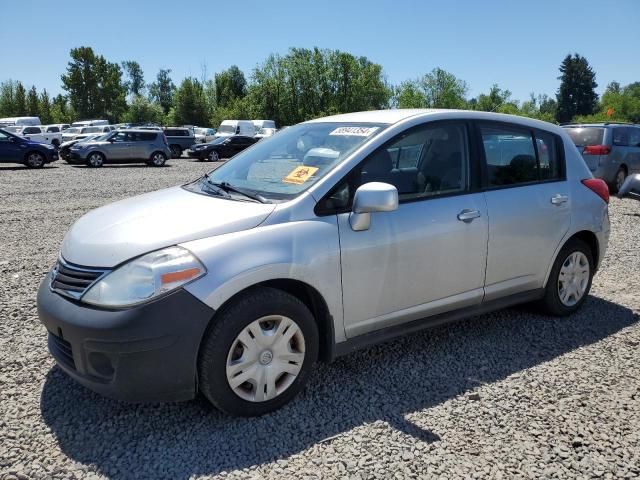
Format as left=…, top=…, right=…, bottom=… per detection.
left=59, top=133, right=104, bottom=161
left=163, top=127, right=196, bottom=158
left=215, top=120, right=255, bottom=137
left=562, top=122, right=640, bottom=192
left=255, top=127, right=277, bottom=139
left=3, top=125, right=63, bottom=147
left=0, top=128, right=58, bottom=167
left=0, top=116, right=41, bottom=127
left=68, top=129, right=171, bottom=167
left=187, top=135, right=258, bottom=161
left=194, top=127, right=216, bottom=143
left=71, top=119, right=109, bottom=127
left=252, top=119, right=276, bottom=134
left=61, top=125, right=114, bottom=143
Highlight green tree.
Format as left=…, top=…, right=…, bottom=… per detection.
left=122, top=96, right=165, bottom=124
left=0, top=80, right=17, bottom=116
left=27, top=86, right=39, bottom=117
left=171, top=77, right=209, bottom=125
left=61, top=46, right=127, bottom=121
left=472, top=84, right=516, bottom=112
left=214, top=65, right=247, bottom=108
left=394, top=68, right=467, bottom=108
left=148, top=69, right=176, bottom=114
left=50, top=95, right=73, bottom=123
left=121, top=60, right=145, bottom=97
left=39, top=90, right=53, bottom=124
left=13, top=82, right=27, bottom=116
left=556, top=53, right=598, bottom=123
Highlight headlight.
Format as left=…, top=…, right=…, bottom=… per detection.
left=82, top=246, right=206, bottom=308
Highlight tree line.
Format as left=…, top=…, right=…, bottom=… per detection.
left=1, top=47, right=638, bottom=127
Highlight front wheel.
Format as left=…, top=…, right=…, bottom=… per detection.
left=198, top=287, right=318, bottom=417
left=25, top=152, right=45, bottom=168
left=613, top=167, right=627, bottom=193
left=540, top=239, right=594, bottom=316
left=207, top=150, right=219, bottom=162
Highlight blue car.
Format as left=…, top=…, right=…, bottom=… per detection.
left=0, top=128, right=58, bottom=168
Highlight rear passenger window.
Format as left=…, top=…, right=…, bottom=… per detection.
left=629, top=128, right=640, bottom=147
left=613, top=127, right=629, bottom=146
left=481, top=126, right=537, bottom=187
left=139, top=132, right=157, bottom=141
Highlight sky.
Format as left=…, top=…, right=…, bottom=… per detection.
left=1, top=0, right=639, bottom=103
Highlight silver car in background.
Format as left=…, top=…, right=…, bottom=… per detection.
left=68, top=129, right=172, bottom=167
left=563, top=122, right=640, bottom=192
left=37, top=110, right=610, bottom=416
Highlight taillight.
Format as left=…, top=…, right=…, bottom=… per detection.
left=583, top=145, right=611, bottom=155
left=581, top=178, right=609, bottom=204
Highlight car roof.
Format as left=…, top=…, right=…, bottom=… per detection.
left=562, top=123, right=640, bottom=128
left=304, top=109, right=566, bottom=134
left=119, top=129, right=161, bottom=133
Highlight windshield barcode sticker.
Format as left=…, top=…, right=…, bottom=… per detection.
left=329, top=126, right=379, bottom=137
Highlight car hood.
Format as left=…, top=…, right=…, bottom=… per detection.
left=61, top=186, right=276, bottom=267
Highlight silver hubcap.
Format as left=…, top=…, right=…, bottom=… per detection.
left=153, top=154, right=164, bottom=165
left=616, top=170, right=626, bottom=190
left=558, top=251, right=590, bottom=307
left=89, top=154, right=101, bottom=166
left=226, top=315, right=305, bottom=402
left=209, top=151, right=218, bottom=161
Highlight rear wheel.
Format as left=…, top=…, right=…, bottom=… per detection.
left=540, top=239, right=594, bottom=316
left=25, top=152, right=45, bottom=168
left=613, top=167, right=627, bottom=193
left=148, top=151, right=167, bottom=167
left=207, top=150, right=219, bottom=162
left=198, top=287, right=318, bottom=417
left=86, top=152, right=104, bottom=168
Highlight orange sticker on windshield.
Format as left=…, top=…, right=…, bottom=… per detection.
left=283, top=166, right=319, bottom=184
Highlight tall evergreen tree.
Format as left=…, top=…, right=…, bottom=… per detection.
left=0, top=80, right=17, bottom=116
left=14, top=82, right=27, bottom=116
left=171, top=77, right=208, bottom=125
left=27, top=86, right=39, bottom=116
left=122, top=60, right=145, bottom=97
left=39, top=90, right=53, bottom=124
left=556, top=53, right=598, bottom=123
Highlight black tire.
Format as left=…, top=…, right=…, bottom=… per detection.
left=24, top=151, right=45, bottom=168
left=540, top=238, right=594, bottom=316
left=86, top=152, right=105, bottom=168
left=612, top=166, right=627, bottom=194
left=198, top=286, right=319, bottom=417
left=170, top=145, right=182, bottom=159
left=148, top=151, right=167, bottom=167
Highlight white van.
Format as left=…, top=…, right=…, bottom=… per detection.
left=215, top=120, right=255, bottom=138
left=0, top=116, right=41, bottom=127
left=252, top=119, right=276, bottom=134
left=71, top=119, right=109, bottom=127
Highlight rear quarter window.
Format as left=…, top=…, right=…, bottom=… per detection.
left=139, top=132, right=158, bottom=141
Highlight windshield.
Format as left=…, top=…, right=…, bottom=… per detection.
left=207, top=137, right=227, bottom=145
left=202, top=122, right=385, bottom=201
left=217, top=124, right=236, bottom=134
left=564, top=127, right=605, bottom=147
left=65, top=127, right=82, bottom=134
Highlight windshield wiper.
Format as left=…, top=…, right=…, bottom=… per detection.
left=206, top=177, right=269, bottom=203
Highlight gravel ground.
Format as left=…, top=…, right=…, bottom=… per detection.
left=1, top=159, right=639, bottom=480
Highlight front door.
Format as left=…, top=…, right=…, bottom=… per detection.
left=0, top=131, right=23, bottom=162
left=337, top=121, right=489, bottom=338
left=108, top=131, right=135, bottom=160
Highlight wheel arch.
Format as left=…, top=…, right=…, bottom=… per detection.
left=544, top=229, right=600, bottom=288
left=202, top=279, right=335, bottom=363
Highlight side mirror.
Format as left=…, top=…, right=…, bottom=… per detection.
left=618, top=173, right=640, bottom=200
left=349, top=182, right=398, bottom=231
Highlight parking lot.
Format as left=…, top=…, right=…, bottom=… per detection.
left=1, top=159, right=639, bottom=479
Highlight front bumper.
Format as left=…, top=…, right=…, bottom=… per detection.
left=45, top=150, right=59, bottom=163
left=187, top=149, right=208, bottom=159
left=69, top=151, right=83, bottom=161
left=37, top=274, right=215, bottom=402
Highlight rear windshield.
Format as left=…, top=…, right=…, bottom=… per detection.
left=564, top=127, right=605, bottom=147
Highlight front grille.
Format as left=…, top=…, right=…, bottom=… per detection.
left=48, top=332, right=76, bottom=370
left=50, top=259, right=108, bottom=300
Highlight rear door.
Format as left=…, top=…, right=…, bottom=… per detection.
left=478, top=122, right=570, bottom=300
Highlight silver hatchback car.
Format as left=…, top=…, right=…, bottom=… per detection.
left=38, top=110, right=610, bottom=416
left=68, top=129, right=172, bottom=167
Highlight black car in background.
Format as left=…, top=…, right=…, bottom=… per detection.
left=187, top=135, right=258, bottom=161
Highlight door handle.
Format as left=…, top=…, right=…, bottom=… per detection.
left=457, top=209, right=481, bottom=222
left=550, top=194, right=569, bottom=205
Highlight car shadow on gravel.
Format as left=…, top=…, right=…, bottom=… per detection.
left=40, top=295, right=636, bottom=479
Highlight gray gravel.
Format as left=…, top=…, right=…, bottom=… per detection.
left=1, top=159, right=639, bottom=480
